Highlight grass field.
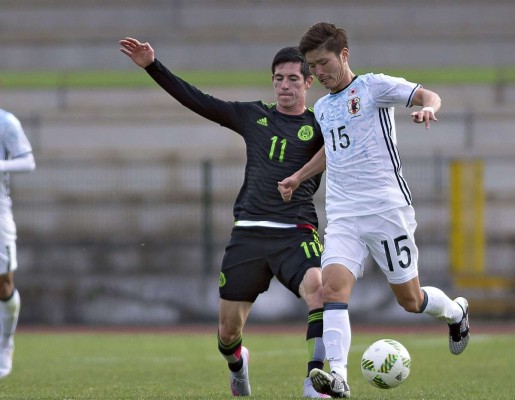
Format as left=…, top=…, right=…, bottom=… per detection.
left=1, top=325, right=514, bottom=399
left=1, top=66, right=515, bottom=88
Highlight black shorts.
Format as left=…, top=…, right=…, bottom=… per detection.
left=219, top=225, right=323, bottom=303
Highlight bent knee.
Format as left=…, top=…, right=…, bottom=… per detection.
left=299, top=268, right=324, bottom=307
left=302, top=286, right=324, bottom=309
left=398, top=298, right=424, bottom=313
left=218, top=325, right=242, bottom=345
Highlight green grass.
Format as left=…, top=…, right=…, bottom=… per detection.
left=1, top=66, right=515, bottom=88
left=1, top=328, right=514, bottom=399
left=0, top=70, right=272, bottom=89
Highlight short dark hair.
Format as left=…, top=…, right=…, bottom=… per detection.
left=271, top=46, right=311, bottom=81
left=299, top=22, right=349, bottom=56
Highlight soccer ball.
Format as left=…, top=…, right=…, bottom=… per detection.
left=361, top=338, right=411, bottom=389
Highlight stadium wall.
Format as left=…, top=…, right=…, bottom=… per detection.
left=2, top=0, right=515, bottom=325
left=0, top=0, right=514, bottom=70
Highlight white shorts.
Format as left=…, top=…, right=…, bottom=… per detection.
left=0, top=238, right=17, bottom=274
left=322, top=205, right=419, bottom=284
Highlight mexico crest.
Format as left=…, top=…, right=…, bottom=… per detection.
left=297, top=125, right=314, bottom=141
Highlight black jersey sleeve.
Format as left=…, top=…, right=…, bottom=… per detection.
left=145, top=59, right=242, bottom=130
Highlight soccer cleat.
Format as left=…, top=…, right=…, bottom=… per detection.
left=448, top=297, right=470, bottom=355
left=0, top=344, right=13, bottom=379
left=230, top=346, right=251, bottom=396
left=303, top=377, right=331, bottom=398
left=309, top=369, right=350, bottom=399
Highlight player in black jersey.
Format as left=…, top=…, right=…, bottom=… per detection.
left=120, top=37, right=329, bottom=398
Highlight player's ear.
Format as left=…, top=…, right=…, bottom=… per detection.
left=340, top=47, right=349, bottom=63
left=305, top=75, right=314, bottom=89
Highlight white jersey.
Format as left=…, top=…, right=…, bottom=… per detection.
left=314, top=73, right=420, bottom=220
left=0, top=110, right=32, bottom=240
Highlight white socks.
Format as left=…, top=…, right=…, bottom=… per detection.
left=421, top=286, right=463, bottom=324
left=323, top=308, right=350, bottom=380
left=0, top=289, right=20, bottom=348
left=322, top=287, right=462, bottom=382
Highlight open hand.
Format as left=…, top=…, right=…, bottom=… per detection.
left=119, top=37, right=155, bottom=68
left=411, top=106, right=438, bottom=129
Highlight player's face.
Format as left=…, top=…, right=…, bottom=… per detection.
left=272, top=62, right=312, bottom=115
left=305, top=47, right=349, bottom=93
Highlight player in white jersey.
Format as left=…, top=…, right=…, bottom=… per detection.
left=317, top=72, right=419, bottom=219
left=278, top=23, right=470, bottom=398
left=0, top=109, right=36, bottom=378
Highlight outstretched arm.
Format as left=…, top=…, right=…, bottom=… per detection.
left=119, top=36, right=242, bottom=128
left=277, top=147, right=326, bottom=202
left=410, top=87, right=441, bottom=129
left=119, top=37, right=155, bottom=68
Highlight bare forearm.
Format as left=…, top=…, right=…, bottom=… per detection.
left=277, top=147, right=326, bottom=202
left=411, top=87, right=441, bottom=128
left=293, top=147, right=326, bottom=183
left=0, top=154, right=35, bottom=172
left=412, top=88, right=441, bottom=111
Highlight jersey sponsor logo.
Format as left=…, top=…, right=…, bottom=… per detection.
left=257, top=117, right=268, bottom=126
left=219, top=272, right=227, bottom=287
left=347, top=97, right=361, bottom=115
left=297, top=125, right=314, bottom=141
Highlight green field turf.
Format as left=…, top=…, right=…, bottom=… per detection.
left=1, top=66, right=515, bottom=88
left=1, top=327, right=513, bottom=399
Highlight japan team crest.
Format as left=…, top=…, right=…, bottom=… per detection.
left=347, top=97, right=361, bottom=115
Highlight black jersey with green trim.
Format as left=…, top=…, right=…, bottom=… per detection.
left=146, top=59, right=324, bottom=227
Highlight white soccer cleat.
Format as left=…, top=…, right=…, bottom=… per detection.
left=448, top=297, right=470, bottom=355
left=0, top=344, right=14, bottom=379
left=309, top=369, right=350, bottom=399
left=303, top=376, right=331, bottom=398
left=230, top=346, right=251, bottom=396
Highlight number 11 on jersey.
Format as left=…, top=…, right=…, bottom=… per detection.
left=269, top=136, right=287, bottom=162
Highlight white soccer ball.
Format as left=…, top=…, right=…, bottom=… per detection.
left=361, top=338, right=411, bottom=389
